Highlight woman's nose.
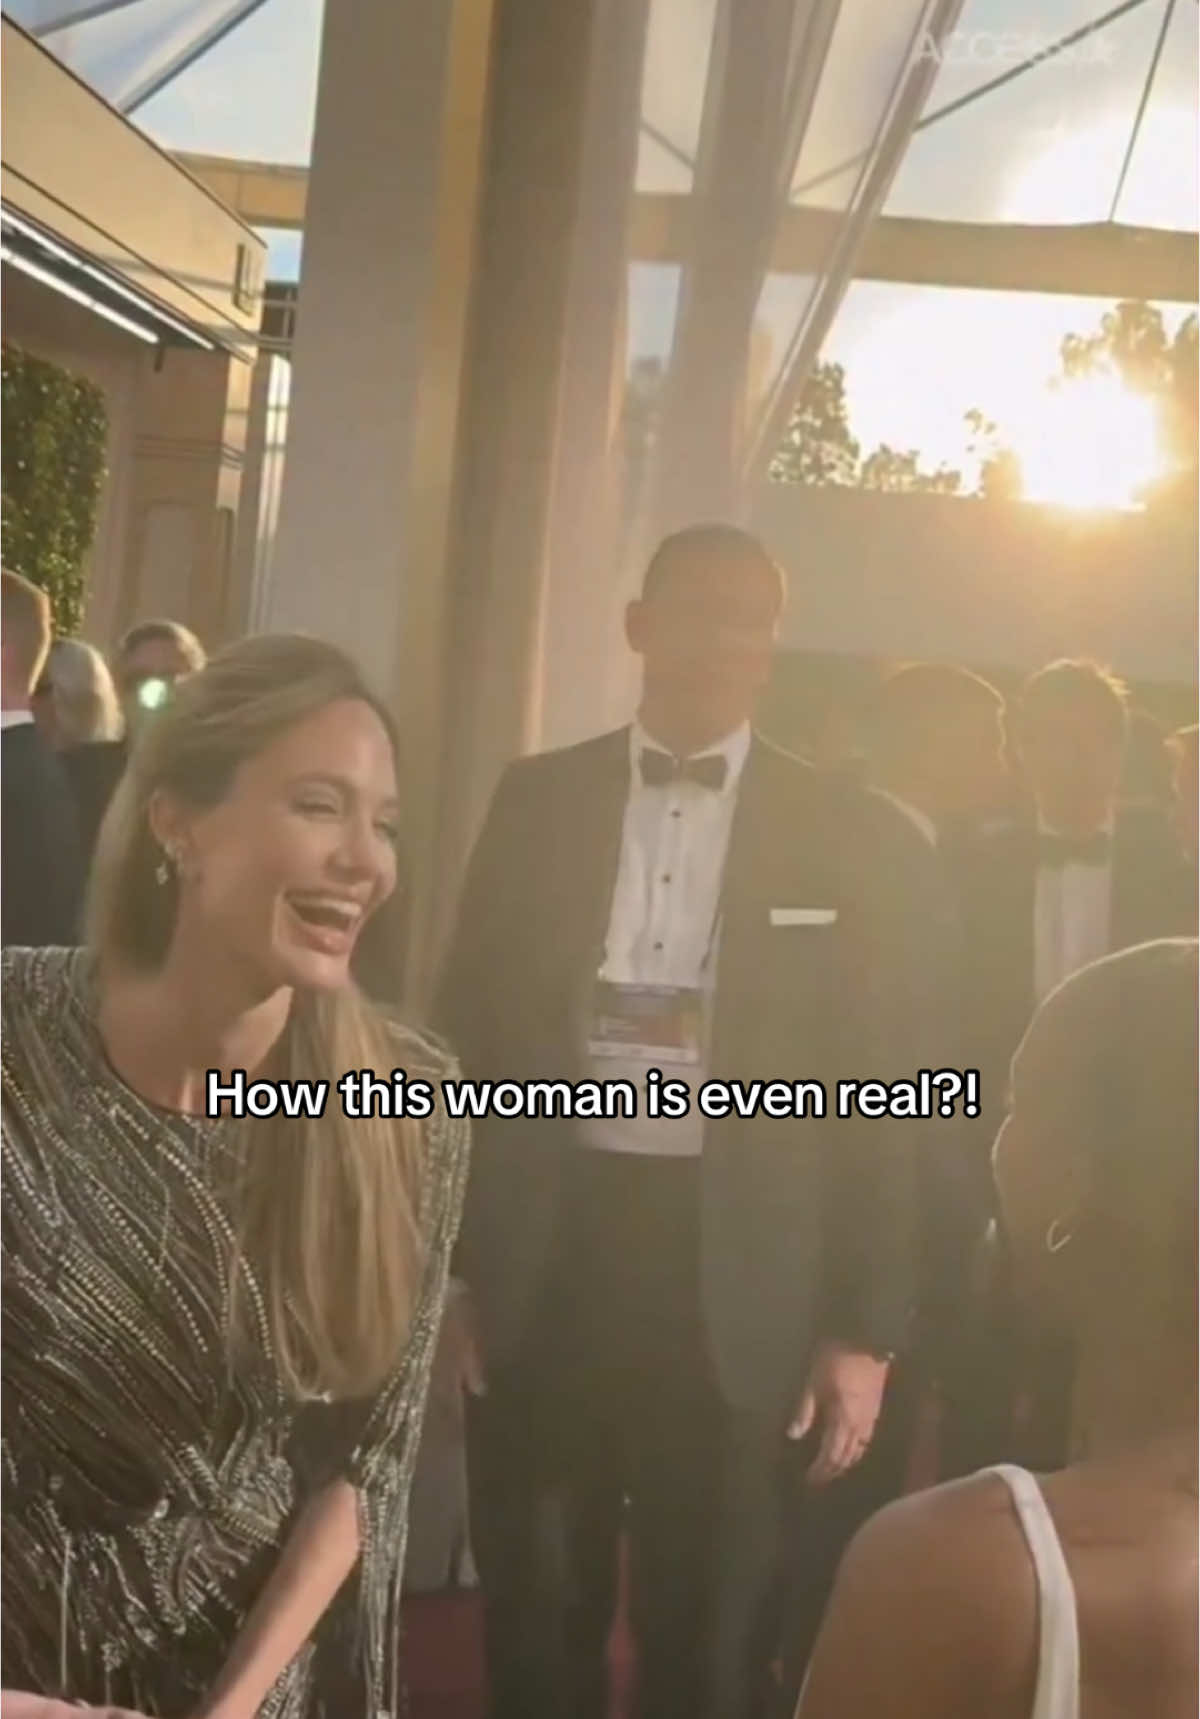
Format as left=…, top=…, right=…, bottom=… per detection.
left=333, top=813, right=380, bottom=876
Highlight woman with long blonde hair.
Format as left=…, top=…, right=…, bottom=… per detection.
left=2, top=634, right=470, bottom=1717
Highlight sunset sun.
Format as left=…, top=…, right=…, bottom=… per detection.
left=1006, top=371, right=1167, bottom=510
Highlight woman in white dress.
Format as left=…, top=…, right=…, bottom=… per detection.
left=796, top=938, right=1197, bottom=1719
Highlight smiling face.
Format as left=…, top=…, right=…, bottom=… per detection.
left=152, top=697, right=400, bottom=994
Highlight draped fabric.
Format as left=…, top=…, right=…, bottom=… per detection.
left=1, top=946, right=469, bottom=1716
left=529, top=0, right=967, bottom=744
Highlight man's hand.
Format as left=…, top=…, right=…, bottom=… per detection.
left=787, top=1342, right=890, bottom=1486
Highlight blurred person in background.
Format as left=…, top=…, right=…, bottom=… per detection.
left=39, top=637, right=128, bottom=870
left=963, top=660, right=1189, bottom=1472
left=796, top=938, right=1198, bottom=1719
left=865, top=662, right=1008, bottom=847
left=1, top=570, right=82, bottom=946
left=1118, top=708, right=1172, bottom=813
left=770, top=664, right=1009, bottom=1703
left=113, top=617, right=205, bottom=736
left=966, top=661, right=1185, bottom=1125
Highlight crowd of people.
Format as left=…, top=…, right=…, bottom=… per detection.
left=0, top=529, right=1196, bottom=1719
left=2, top=574, right=206, bottom=946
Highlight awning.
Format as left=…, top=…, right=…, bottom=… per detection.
left=1, top=203, right=217, bottom=348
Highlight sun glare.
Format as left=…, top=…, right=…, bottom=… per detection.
left=1007, top=372, right=1166, bottom=510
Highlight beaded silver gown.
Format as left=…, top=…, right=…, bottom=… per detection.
left=1, top=947, right=469, bottom=1716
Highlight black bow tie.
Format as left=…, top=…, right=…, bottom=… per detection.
left=640, top=747, right=728, bottom=792
left=1037, top=830, right=1111, bottom=867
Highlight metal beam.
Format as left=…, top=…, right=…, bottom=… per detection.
left=175, top=151, right=1198, bottom=302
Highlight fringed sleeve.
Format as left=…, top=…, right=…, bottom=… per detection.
left=305, top=1043, right=471, bottom=1717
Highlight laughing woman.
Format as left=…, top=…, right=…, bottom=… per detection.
left=1, top=635, right=470, bottom=1717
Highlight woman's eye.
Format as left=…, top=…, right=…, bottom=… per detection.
left=375, top=820, right=400, bottom=846
left=295, top=797, right=339, bottom=818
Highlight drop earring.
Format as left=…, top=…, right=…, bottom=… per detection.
left=155, top=849, right=174, bottom=887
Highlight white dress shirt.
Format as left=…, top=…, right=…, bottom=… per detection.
left=579, top=718, right=752, bottom=1156
left=0, top=710, right=35, bottom=731
left=1033, top=821, right=1114, bottom=1003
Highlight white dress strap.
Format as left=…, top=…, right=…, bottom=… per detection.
left=989, top=1464, right=1081, bottom=1719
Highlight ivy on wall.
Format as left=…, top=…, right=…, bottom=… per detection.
left=1, top=344, right=108, bottom=635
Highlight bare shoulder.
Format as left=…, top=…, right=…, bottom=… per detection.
left=845, top=1470, right=1029, bottom=1595
left=798, top=1473, right=1036, bottom=1719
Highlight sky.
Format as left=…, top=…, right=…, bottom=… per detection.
left=15, top=0, right=1198, bottom=489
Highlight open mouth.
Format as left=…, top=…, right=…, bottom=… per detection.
left=285, top=893, right=366, bottom=952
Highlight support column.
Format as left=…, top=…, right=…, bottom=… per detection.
left=433, top=0, right=621, bottom=955
left=266, top=0, right=494, bottom=998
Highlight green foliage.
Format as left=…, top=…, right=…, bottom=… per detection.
left=769, top=360, right=962, bottom=493
left=858, top=443, right=962, bottom=494
left=1058, top=301, right=1198, bottom=508
left=965, top=301, right=1198, bottom=505
left=769, top=301, right=1197, bottom=506
left=768, top=361, right=861, bottom=486
left=1, top=344, right=108, bottom=635
left=964, top=409, right=1023, bottom=501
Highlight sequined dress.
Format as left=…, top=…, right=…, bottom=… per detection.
left=1, top=947, right=469, bottom=1716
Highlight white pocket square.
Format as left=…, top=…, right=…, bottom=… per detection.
left=770, top=907, right=838, bottom=926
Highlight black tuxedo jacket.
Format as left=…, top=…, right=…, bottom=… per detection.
left=61, top=739, right=127, bottom=870
left=436, top=729, right=942, bottom=1418
left=961, top=809, right=1191, bottom=1115
left=1, top=722, right=83, bottom=948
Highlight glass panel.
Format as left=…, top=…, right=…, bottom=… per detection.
left=2, top=0, right=326, bottom=165
left=624, top=260, right=682, bottom=371
left=18, top=0, right=267, bottom=110
left=636, top=0, right=719, bottom=191
left=747, top=271, right=817, bottom=420
left=744, top=0, right=932, bottom=430
left=256, top=226, right=302, bottom=282
left=884, top=0, right=1198, bottom=226
left=790, top=0, right=938, bottom=209
left=134, top=0, right=324, bottom=159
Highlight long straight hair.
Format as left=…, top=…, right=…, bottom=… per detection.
left=88, top=633, right=425, bottom=1399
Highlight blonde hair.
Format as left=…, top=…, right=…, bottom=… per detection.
left=46, top=638, right=124, bottom=745
left=88, top=633, right=425, bottom=1399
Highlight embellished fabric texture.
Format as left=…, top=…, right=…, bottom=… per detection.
left=2, top=946, right=469, bottom=1716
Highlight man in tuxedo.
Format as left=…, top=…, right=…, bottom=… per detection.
left=966, top=660, right=1187, bottom=1093
left=437, top=525, right=937, bottom=1719
left=963, top=659, right=1189, bottom=1466
left=1, top=570, right=82, bottom=947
